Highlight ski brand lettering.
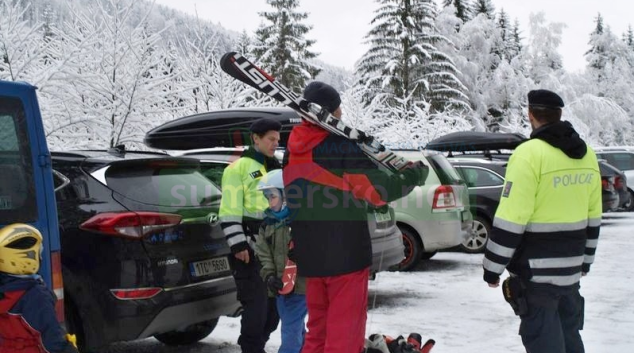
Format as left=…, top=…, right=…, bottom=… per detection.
left=234, top=56, right=297, bottom=105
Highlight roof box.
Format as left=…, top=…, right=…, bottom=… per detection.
left=144, top=107, right=301, bottom=150
left=425, top=131, right=527, bottom=152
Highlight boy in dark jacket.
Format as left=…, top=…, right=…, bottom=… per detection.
left=283, top=81, right=428, bottom=353
left=255, top=169, right=307, bottom=353
left=0, top=223, right=78, bottom=353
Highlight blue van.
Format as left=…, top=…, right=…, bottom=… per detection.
left=0, top=80, right=64, bottom=322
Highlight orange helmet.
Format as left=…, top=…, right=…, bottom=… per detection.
left=0, top=223, right=43, bottom=275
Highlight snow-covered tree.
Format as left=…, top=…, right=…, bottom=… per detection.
left=623, top=25, right=634, bottom=49
left=471, top=0, right=495, bottom=20
left=357, top=0, right=469, bottom=112
left=567, top=94, right=634, bottom=146
left=520, top=12, right=565, bottom=83
left=586, top=13, right=609, bottom=76
left=495, top=8, right=520, bottom=63
left=0, top=0, right=48, bottom=82
left=46, top=0, right=181, bottom=149
left=253, top=0, right=320, bottom=91
left=442, top=0, right=471, bottom=23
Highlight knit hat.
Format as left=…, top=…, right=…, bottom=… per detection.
left=303, top=81, right=341, bottom=114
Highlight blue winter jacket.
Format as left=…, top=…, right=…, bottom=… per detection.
left=0, top=274, right=77, bottom=352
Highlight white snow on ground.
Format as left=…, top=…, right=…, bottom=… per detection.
left=104, top=213, right=634, bottom=353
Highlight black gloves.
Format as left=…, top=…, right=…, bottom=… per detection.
left=401, top=161, right=429, bottom=186
left=287, top=247, right=295, bottom=262
left=265, top=274, right=283, bottom=292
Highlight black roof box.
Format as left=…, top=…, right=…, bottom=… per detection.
left=425, top=131, right=527, bottom=152
left=144, top=107, right=301, bottom=150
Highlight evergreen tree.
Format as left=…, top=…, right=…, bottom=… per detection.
left=356, top=0, right=469, bottom=113
left=472, top=0, right=495, bottom=20
left=253, top=0, right=320, bottom=91
left=493, top=8, right=520, bottom=63
left=586, top=13, right=608, bottom=75
left=509, top=18, right=523, bottom=59
left=623, top=25, right=634, bottom=50
left=442, top=0, right=470, bottom=23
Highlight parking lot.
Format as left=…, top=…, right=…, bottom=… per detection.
left=103, top=213, right=634, bottom=353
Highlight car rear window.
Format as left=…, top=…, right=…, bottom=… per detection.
left=425, top=153, right=464, bottom=185
left=0, top=97, right=37, bottom=223
left=105, top=160, right=221, bottom=207
left=598, top=153, right=634, bottom=171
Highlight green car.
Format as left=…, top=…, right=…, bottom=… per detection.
left=390, top=150, right=473, bottom=271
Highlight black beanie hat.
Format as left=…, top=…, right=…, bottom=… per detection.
left=303, top=81, right=341, bottom=114
left=249, top=118, right=282, bottom=134
left=528, top=89, right=564, bottom=109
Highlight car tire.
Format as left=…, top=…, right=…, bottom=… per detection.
left=420, top=251, right=437, bottom=260
left=622, top=190, right=634, bottom=212
left=395, top=226, right=422, bottom=271
left=461, top=215, right=490, bottom=253
left=154, top=319, right=218, bottom=346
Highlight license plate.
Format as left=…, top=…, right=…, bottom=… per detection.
left=189, top=257, right=230, bottom=277
left=374, top=210, right=392, bottom=223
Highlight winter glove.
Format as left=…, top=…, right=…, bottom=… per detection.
left=265, top=274, right=283, bottom=292
left=287, top=247, right=296, bottom=263
left=401, top=161, right=429, bottom=186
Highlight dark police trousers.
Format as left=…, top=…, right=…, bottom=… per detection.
left=230, top=249, right=280, bottom=353
left=519, top=283, right=585, bottom=353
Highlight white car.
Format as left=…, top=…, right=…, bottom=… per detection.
left=594, top=146, right=634, bottom=211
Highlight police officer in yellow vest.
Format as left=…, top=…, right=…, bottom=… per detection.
left=483, top=89, right=602, bottom=353
left=220, top=118, right=282, bottom=353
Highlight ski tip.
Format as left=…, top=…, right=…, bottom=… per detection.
left=220, top=51, right=238, bottom=69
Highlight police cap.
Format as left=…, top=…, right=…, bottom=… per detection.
left=249, top=118, right=282, bottom=134
left=528, top=89, right=564, bottom=109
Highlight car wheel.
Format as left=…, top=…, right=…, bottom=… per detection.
left=622, top=190, right=634, bottom=212
left=395, top=226, right=422, bottom=271
left=461, top=215, right=490, bottom=253
left=154, top=319, right=218, bottom=346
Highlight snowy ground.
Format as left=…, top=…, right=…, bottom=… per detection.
left=105, top=213, right=634, bottom=353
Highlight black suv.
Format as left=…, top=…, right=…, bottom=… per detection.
left=51, top=149, right=240, bottom=352
left=145, top=107, right=405, bottom=273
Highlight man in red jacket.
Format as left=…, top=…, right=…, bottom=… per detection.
left=283, top=81, right=428, bottom=353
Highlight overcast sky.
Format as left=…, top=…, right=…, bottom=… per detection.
left=152, top=0, right=633, bottom=73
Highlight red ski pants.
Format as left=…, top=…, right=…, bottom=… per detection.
left=301, top=267, right=369, bottom=353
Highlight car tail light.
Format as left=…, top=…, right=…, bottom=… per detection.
left=601, top=177, right=615, bottom=192
left=51, top=251, right=65, bottom=323
left=110, top=287, right=163, bottom=300
left=80, top=212, right=182, bottom=239
left=432, top=185, right=456, bottom=210
left=614, top=176, right=624, bottom=190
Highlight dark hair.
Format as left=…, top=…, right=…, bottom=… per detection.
left=529, top=106, right=562, bottom=124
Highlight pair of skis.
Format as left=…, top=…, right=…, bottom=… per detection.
left=368, top=333, right=435, bottom=353
left=219, top=52, right=412, bottom=174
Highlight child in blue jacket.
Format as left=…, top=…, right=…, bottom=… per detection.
left=0, top=224, right=78, bottom=353
left=254, top=169, right=307, bottom=353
